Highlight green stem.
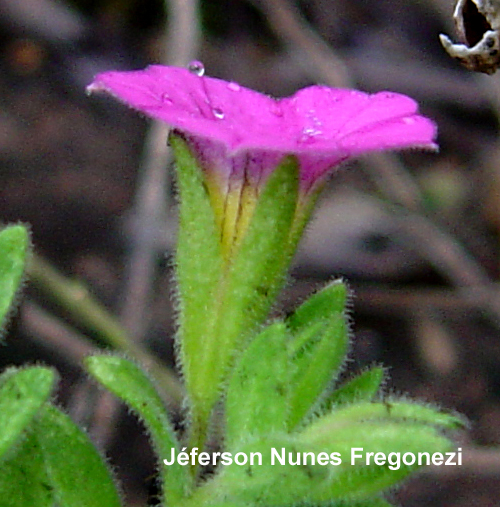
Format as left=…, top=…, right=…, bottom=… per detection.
left=28, top=254, right=183, bottom=406
left=186, top=406, right=211, bottom=480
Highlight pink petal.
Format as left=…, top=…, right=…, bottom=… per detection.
left=88, top=65, right=437, bottom=191
left=89, top=66, right=297, bottom=153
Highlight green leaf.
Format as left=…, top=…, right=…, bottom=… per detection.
left=198, top=435, right=332, bottom=507
left=0, top=366, right=55, bottom=460
left=0, top=429, right=53, bottom=507
left=287, top=317, right=348, bottom=429
left=85, top=354, right=188, bottom=502
left=36, top=403, right=123, bottom=507
left=306, top=421, right=453, bottom=501
left=294, top=401, right=460, bottom=502
left=301, top=401, right=465, bottom=439
left=330, top=498, right=394, bottom=507
left=0, top=225, right=29, bottom=330
left=286, top=282, right=349, bottom=429
left=287, top=280, right=347, bottom=333
left=319, top=366, right=385, bottom=412
left=225, top=322, right=290, bottom=449
left=342, top=499, right=394, bottom=507
left=358, top=500, right=393, bottom=507
left=190, top=420, right=453, bottom=507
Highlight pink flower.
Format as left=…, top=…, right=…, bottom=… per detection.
left=88, top=64, right=436, bottom=193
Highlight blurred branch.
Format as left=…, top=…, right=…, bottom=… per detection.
left=27, top=254, right=183, bottom=406
left=400, top=213, right=500, bottom=327
left=164, top=0, right=201, bottom=66
left=400, top=213, right=491, bottom=287
left=352, top=284, right=498, bottom=315
left=119, top=0, right=201, bottom=341
left=0, top=0, right=87, bottom=44
left=248, top=0, right=351, bottom=88
left=21, top=301, right=103, bottom=430
left=21, top=300, right=97, bottom=364
left=91, top=0, right=200, bottom=445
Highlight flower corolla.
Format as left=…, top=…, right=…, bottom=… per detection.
left=88, top=64, right=437, bottom=194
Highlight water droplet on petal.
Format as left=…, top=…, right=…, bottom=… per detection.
left=213, top=107, right=225, bottom=119
left=308, top=114, right=323, bottom=128
left=299, top=126, right=321, bottom=143
left=227, top=82, right=241, bottom=92
left=161, top=93, right=173, bottom=105
left=188, top=60, right=205, bottom=76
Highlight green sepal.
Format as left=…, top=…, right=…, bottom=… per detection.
left=85, top=354, right=188, bottom=502
left=0, top=429, right=53, bottom=507
left=208, top=156, right=299, bottom=408
left=218, top=155, right=299, bottom=343
left=0, top=366, right=55, bottom=461
left=172, top=137, right=300, bottom=446
left=0, top=224, right=29, bottom=331
left=36, top=403, right=123, bottom=507
left=225, top=322, right=290, bottom=449
left=319, top=366, right=385, bottom=412
left=170, top=132, right=223, bottom=420
left=286, top=185, right=322, bottom=261
left=286, top=281, right=349, bottom=429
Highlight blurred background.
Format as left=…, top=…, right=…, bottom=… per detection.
left=1, top=0, right=500, bottom=505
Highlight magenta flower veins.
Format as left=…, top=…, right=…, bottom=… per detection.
left=89, top=65, right=436, bottom=194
